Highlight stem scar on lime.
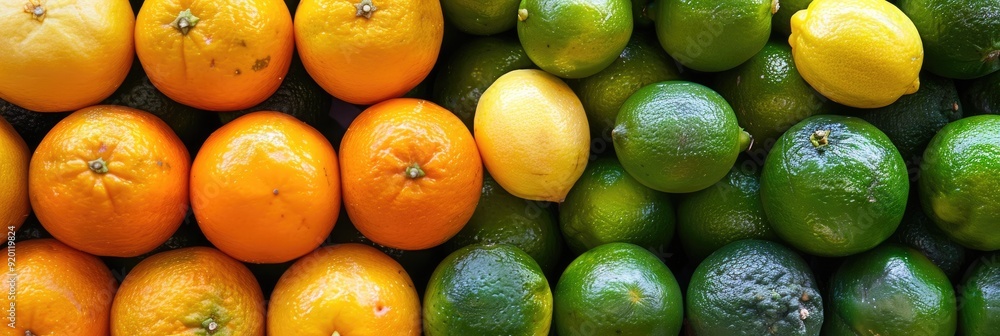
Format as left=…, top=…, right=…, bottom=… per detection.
left=810, top=129, right=831, bottom=149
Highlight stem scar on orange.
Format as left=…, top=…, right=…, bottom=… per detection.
left=135, top=0, right=294, bottom=111
left=294, top=0, right=444, bottom=105
left=340, top=98, right=482, bottom=250
left=28, top=105, right=191, bottom=257
left=191, top=111, right=341, bottom=264
left=0, top=0, right=134, bottom=112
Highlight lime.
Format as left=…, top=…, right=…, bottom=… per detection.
left=891, top=206, right=967, bottom=279
left=761, top=115, right=909, bottom=257
left=554, top=243, right=683, bottom=336
left=570, top=32, right=682, bottom=138
left=654, top=0, right=776, bottom=72
left=919, top=115, right=1000, bottom=251
left=772, top=0, right=813, bottom=36
left=423, top=244, right=552, bottom=335
left=713, top=40, right=832, bottom=145
left=516, top=0, right=633, bottom=78
left=444, top=173, right=563, bottom=274
left=958, top=253, right=1000, bottom=335
left=441, top=0, right=520, bottom=35
left=898, top=0, right=1000, bottom=79
left=432, top=36, right=534, bottom=130
left=559, top=156, right=674, bottom=255
left=631, top=0, right=654, bottom=26
left=687, top=239, right=824, bottom=335
left=677, top=163, right=777, bottom=262
left=961, top=70, right=1000, bottom=116
left=824, top=244, right=956, bottom=335
left=612, top=81, right=750, bottom=193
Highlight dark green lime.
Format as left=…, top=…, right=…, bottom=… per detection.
left=961, top=70, right=1000, bottom=116
left=891, top=206, right=967, bottom=279
left=898, top=0, right=1000, bottom=79
left=771, top=0, right=813, bottom=36
left=958, top=253, right=1000, bottom=335
left=441, top=0, right=520, bottom=35
left=655, top=0, right=775, bottom=72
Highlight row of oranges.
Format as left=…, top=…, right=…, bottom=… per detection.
left=0, top=0, right=441, bottom=112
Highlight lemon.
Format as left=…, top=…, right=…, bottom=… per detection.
left=475, top=69, right=590, bottom=202
left=788, top=0, right=923, bottom=108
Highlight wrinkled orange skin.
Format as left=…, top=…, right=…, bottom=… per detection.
left=191, top=111, right=340, bottom=263
left=340, top=98, right=482, bottom=250
left=135, top=0, right=294, bottom=111
left=268, top=244, right=421, bottom=336
left=29, top=105, right=190, bottom=257
left=2, top=239, right=118, bottom=336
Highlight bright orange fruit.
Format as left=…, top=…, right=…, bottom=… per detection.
left=0, top=117, right=29, bottom=231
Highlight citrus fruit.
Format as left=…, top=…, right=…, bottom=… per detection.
left=772, top=0, right=813, bottom=36
left=191, top=111, right=340, bottom=263
left=612, top=81, right=750, bottom=193
left=0, top=0, right=133, bottom=112
left=559, top=156, right=675, bottom=255
left=677, top=164, right=777, bottom=262
left=135, top=0, right=294, bottom=111
left=919, top=115, right=1000, bottom=251
left=424, top=244, right=552, bottom=335
left=268, top=243, right=422, bottom=335
left=714, top=40, right=832, bottom=145
left=441, top=0, right=519, bottom=35
left=687, top=240, right=824, bottom=335
left=962, top=70, right=1000, bottom=116
left=111, top=247, right=266, bottom=335
left=295, top=0, right=443, bottom=104
left=789, top=0, right=923, bottom=108
left=655, top=0, right=775, bottom=72
left=898, top=0, right=1000, bottom=79
left=824, top=244, right=956, bottom=335
left=341, top=98, right=481, bottom=250
left=444, top=172, right=563, bottom=274
left=3, top=239, right=117, bottom=336
left=29, top=105, right=190, bottom=257
left=217, top=55, right=334, bottom=128
left=554, top=242, right=683, bottom=336
left=516, top=0, right=633, bottom=78
left=849, top=72, right=963, bottom=163
left=432, top=36, right=535, bottom=130
left=475, top=69, right=589, bottom=201
left=0, top=116, right=29, bottom=231
left=891, top=206, right=967, bottom=279
left=571, top=32, right=682, bottom=138
left=761, top=115, right=908, bottom=257
left=958, top=253, right=1000, bottom=335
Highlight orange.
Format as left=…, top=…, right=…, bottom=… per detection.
left=268, top=243, right=421, bottom=335
left=29, top=105, right=190, bottom=257
left=135, top=0, right=294, bottom=111
left=191, top=111, right=340, bottom=263
left=0, top=117, right=29, bottom=231
left=0, top=0, right=134, bottom=112
left=295, top=0, right=443, bottom=105
left=3, top=239, right=118, bottom=336
left=110, top=247, right=265, bottom=336
left=340, top=98, right=482, bottom=250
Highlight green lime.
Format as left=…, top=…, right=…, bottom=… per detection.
left=958, top=253, right=1000, bottom=335
left=432, top=36, right=535, bottom=130
left=444, top=173, right=563, bottom=274
left=612, top=81, right=750, bottom=193
left=771, top=0, right=813, bottom=36
left=631, top=0, right=654, bottom=26
left=424, top=244, right=552, bottom=335
left=554, top=243, right=683, bottom=336
left=677, top=163, right=777, bottom=262
left=570, top=32, right=682, bottom=138
left=654, top=0, right=776, bottom=72
left=687, top=239, right=824, bottom=335
left=961, top=70, right=1000, bottom=116
left=824, top=244, right=956, bottom=335
left=559, top=156, right=674, bottom=255
left=516, top=0, right=633, bottom=78
left=761, top=115, right=909, bottom=257
left=898, top=0, right=1000, bottom=79
left=217, top=55, right=333, bottom=128
left=850, top=72, right=963, bottom=163
left=713, top=40, right=832, bottom=145
left=441, top=0, right=520, bottom=35
left=891, top=206, right=968, bottom=279
left=919, top=115, right=1000, bottom=251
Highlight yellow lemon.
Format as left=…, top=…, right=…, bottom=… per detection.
left=0, top=117, right=29, bottom=231
left=474, top=69, right=589, bottom=202
left=789, top=0, right=923, bottom=108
